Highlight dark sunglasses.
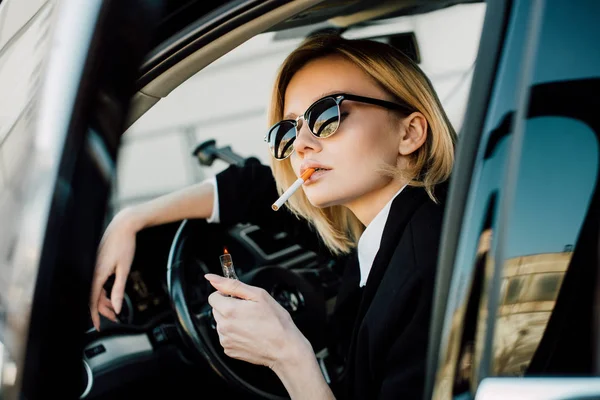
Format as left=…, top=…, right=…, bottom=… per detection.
left=264, top=93, right=415, bottom=160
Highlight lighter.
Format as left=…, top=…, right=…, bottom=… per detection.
left=219, top=247, right=239, bottom=280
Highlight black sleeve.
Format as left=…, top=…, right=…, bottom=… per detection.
left=214, top=160, right=328, bottom=256
left=378, top=202, right=443, bottom=399
left=214, top=160, right=280, bottom=228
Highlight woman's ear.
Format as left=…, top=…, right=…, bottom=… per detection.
left=398, top=112, right=428, bottom=156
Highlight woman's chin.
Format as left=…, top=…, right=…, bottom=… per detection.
left=306, top=194, right=338, bottom=209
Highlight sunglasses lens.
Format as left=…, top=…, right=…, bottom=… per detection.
left=307, top=97, right=339, bottom=138
left=267, top=121, right=296, bottom=159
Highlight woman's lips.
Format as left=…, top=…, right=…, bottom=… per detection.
left=304, top=169, right=330, bottom=185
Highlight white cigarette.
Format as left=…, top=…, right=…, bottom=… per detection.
left=272, top=168, right=315, bottom=211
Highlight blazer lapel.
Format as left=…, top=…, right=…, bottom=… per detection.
left=350, top=181, right=449, bottom=345
left=328, top=252, right=362, bottom=366
left=333, top=182, right=449, bottom=393
left=332, top=252, right=360, bottom=315
left=357, top=186, right=429, bottom=321
left=333, top=186, right=428, bottom=389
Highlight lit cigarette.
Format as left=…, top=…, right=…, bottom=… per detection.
left=272, top=168, right=315, bottom=211
left=219, top=247, right=239, bottom=280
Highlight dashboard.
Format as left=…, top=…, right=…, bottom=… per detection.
left=90, top=218, right=341, bottom=331
left=119, top=269, right=170, bottom=325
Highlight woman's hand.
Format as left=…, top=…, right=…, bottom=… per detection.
left=205, top=273, right=312, bottom=370
left=89, top=208, right=141, bottom=330
left=206, top=274, right=335, bottom=399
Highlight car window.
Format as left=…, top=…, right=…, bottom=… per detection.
left=0, top=0, right=53, bottom=337
left=0, top=2, right=7, bottom=40
left=0, top=0, right=75, bottom=395
left=432, top=1, right=535, bottom=395
left=432, top=0, right=600, bottom=397
left=490, top=116, right=597, bottom=376
left=0, top=0, right=47, bottom=50
left=483, top=0, right=600, bottom=383
left=435, top=1, right=600, bottom=398
left=112, top=2, right=486, bottom=215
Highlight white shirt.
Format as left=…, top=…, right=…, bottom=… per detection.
left=357, top=185, right=407, bottom=287
left=205, top=176, right=407, bottom=287
left=205, top=176, right=220, bottom=223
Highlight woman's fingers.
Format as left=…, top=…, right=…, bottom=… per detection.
left=110, top=264, right=128, bottom=314
left=99, top=290, right=118, bottom=322
left=204, top=273, right=261, bottom=300
left=89, top=263, right=112, bottom=331
left=90, top=263, right=130, bottom=330
left=206, top=280, right=304, bottom=368
left=89, top=215, right=136, bottom=330
left=90, top=294, right=101, bottom=331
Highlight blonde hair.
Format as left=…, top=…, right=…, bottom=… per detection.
left=268, top=33, right=456, bottom=255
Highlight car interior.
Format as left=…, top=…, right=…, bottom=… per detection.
left=2, top=0, right=599, bottom=399
left=77, top=1, right=487, bottom=399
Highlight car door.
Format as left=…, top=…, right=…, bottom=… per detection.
left=426, top=0, right=600, bottom=399
left=0, top=0, right=161, bottom=398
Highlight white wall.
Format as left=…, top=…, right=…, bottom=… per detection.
left=0, top=0, right=51, bottom=202
left=115, top=3, right=486, bottom=212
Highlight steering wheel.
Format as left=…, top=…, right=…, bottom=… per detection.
left=167, top=219, right=328, bottom=399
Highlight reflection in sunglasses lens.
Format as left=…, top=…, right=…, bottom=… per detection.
left=268, top=97, right=341, bottom=159
left=308, top=98, right=339, bottom=138
left=269, top=121, right=296, bottom=159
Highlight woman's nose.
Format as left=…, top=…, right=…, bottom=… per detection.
left=293, top=118, right=321, bottom=157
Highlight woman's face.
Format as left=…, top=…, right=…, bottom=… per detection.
left=285, top=55, right=406, bottom=220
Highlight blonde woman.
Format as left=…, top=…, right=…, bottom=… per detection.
left=90, top=34, right=456, bottom=399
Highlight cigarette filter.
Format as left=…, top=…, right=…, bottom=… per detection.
left=272, top=168, right=315, bottom=211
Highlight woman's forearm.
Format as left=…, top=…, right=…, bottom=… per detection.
left=273, top=339, right=335, bottom=400
left=122, top=180, right=216, bottom=231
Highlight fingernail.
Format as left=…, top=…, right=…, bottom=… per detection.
left=204, top=274, right=221, bottom=282
left=113, top=300, right=122, bottom=314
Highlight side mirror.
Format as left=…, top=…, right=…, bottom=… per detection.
left=475, top=378, right=600, bottom=400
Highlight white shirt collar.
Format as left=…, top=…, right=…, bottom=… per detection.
left=357, top=185, right=407, bottom=287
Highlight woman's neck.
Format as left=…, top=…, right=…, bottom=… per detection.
left=346, top=179, right=409, bottom=226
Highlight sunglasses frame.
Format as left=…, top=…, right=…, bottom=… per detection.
left=264, top=92, right=415, bottom=160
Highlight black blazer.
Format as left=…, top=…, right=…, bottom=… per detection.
left=214, top=161, right=447, bottom=400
